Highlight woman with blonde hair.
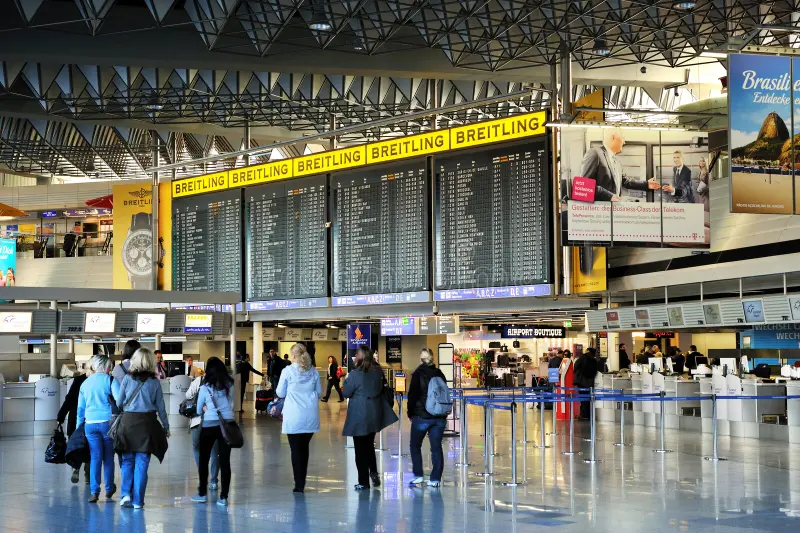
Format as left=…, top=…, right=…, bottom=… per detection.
left=276, top=343, right=321, bottom=493
left=113, top=347, right=169, bottom=509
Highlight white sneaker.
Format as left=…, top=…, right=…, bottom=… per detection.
left=119, top=495, right=132, bottom=508
left=133, top=503, right=144, bottom=509
left=427, top=480, right=441, bottom=488
left=217, top=498, right=228, bottom=507
left=191, top=494, right=208, bottom=503
left=408, top=476, right=425, bottom=486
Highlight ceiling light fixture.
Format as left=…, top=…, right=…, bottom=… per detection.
left=146, top=95, right=164, bottom=111
left=309, top=11, right=332, bottom=31
left=672, top=1, right=696, bottom=10
left=700, top=50, right=728, bottom=59
left=592, top=39, right=611, bottom=56
left=352, top=37, right=365, bottom=51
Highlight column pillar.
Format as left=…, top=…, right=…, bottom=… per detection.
left=155, top=334, right=162, bottom=351
left=50, top=301, right=57, bottom=376
left=252, top=321, right=263, bottom=384
left=150, top=131, right=159, bottom=290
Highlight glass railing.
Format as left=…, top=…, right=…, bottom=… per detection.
left=12, top=231, right=113, bottom=259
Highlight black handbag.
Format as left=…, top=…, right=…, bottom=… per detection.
left=44, top=423, right=67, bottom=464
left=179, top=398, right=197, bottom=418
left=382, top=380, right=395, bottom=409
left=208, top=386, right=244, bottom=449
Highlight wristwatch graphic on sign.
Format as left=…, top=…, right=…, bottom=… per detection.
left=122, top=213, right=152, bottom=289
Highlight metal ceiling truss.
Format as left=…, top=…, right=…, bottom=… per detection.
left=6, top=0, right=800, bottom=71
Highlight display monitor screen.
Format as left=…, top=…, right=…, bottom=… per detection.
left=184, top=313, right=213, bottom=334
left=742, top=299, right=765, bottom=323
left=667, top=306, right=685, bottom=327
left=136, top=313, right=166, bottom=334
left=605, top=311, right=620, bottom=328
left=702, top=303, right=722, bottom=325
left=635, top=309, right=650, bottom=328
left=84, top=312, right=116, bottom=333
left=0, top=312, right=33, bottom=333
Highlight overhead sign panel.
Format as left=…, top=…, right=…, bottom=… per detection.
left=229, top=161, right=292, bottom=188
left=172, top=171, right=229, bottom=198
left=136, top=313, right=166, bottom=334
left=0, top=312, right=32, bottom=333
left=293, top=146, right=366, bottom=177
left=366, top=130, right=449, bottom=164
left=450, top=113, right=545, bottom=149
left=184, top=313, right=213, bottom=334
left=85, top=312, right=116, bottom=333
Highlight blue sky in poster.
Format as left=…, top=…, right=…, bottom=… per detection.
left=729, top=54, right=792, bottom=150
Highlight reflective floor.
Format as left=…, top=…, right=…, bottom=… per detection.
left=1, top=401, right=799, bottom=532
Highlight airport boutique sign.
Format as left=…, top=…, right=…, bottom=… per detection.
left=502, top=326, right=566, bottom=339
left=729, top=53, right=800, bottom=215
left=172, top=111, right=546, bottom=198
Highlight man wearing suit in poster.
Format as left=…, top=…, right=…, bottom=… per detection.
left=662, top=150, right=696, bottom=203
left=579, top=128, right=661, bottom=200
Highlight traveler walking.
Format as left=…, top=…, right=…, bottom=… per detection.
left=268, top=349, right=287, bottom=391
left=276, top=343, right=322, bottom=493
left=342, top=346, right=399, bottom=490
left=321, top=355, right=344, bottom=402
left=406, top=348, right=452, bottom=487
left=77, top=354, right=120, bottom=502
left=113, top=348, right=170, bottom=509
left=236, top=354, right=264, bottom=412
left=573, top=348, right=598, bottom=420
left=191, top=357, right=235, bottom=506
left=57, top=370, right=89, bottom=484
left=111, top=339, right=141, bottom=385
left=186, top=375, right=219, bottom=491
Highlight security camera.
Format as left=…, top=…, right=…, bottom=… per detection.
left=432, top=303, right=440, bottom=316
left=640, top=65, right=647, bottom=74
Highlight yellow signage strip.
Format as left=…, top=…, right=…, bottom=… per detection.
left=173, top=110, right=546, bottom=197
left=172, top=171, right=228, bottom=198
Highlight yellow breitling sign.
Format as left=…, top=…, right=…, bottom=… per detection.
left=172, top=171, right=228, bottom=198
left=171, top=110, right=546, bottom=197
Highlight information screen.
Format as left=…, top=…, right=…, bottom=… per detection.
left=184, top=313, right=213, bottom=334
left=245, top=175, right=327, bottom=304
left=0, top=312, right=32, bottom=333
left=172, top=189, right=242, bottom=293
left=332, top=161, right=429, bottom=304
left=136, top=313, right=166, bottom=334
left=85, top=312, right=116, bottom=333
left=434, top=141, right=551, bottom=299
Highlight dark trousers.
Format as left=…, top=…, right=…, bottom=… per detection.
left=287, top=433, right=314, bottom=490
left=580, top=400, right=591, bottom=419
left=323, top=379, right=343, bottom=401
left=198, top=426, right=232, bottom=498
left=352, top=433, right=377, bottom=487
left=409, top=417, right=446, bottom=482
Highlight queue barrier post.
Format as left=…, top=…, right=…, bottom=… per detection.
left=549, top=393, right=560, bottom=436
left=520, top=395, right=529, bottom=444
left=503, top=401, right=523, bottom=487
left=584, top=388, right=601, bottom=463
left=456, top=395, right=473, bottom=466
left=562, top=394, right=580, bottom=456
left=653, top=390, right=673, bottom=454
left=613, top=388, right=631, bottom=447
left=533, top=393, right=551, bottom=449
left=488, top=391, right=502, bottom=457
left=475, top=400, right=494, bottom=477
left=704, top=394, right=728, bottom=462
left=391, top=394, right=409, bottom=458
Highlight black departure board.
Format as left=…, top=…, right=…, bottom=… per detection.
left=332, top=161, right=429, bottom=302
left=172, top=189, right=242, bottom=293
left=435, top=141, right=551, bottom=296
left=245, top=175, right=327, bottom=302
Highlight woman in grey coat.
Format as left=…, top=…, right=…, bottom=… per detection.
left=342, top=346, right=398, bottom=490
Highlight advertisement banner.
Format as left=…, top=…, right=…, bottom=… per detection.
left=113, top=182, right=172, bottom=290
left=386, top=336, right=403, bottom=364
left=560, top=127, right=710, bottom=247
left=570, top=89, right=604, bottom=122
left=729, top=54, right=794, bottom=214
left=570, top=246, right=607, bottom=294
left=0, top=238, right=16, bottom=287
left=346, top=323, right=372, bottom=370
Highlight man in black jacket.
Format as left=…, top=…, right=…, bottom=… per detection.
left=619, top=344, right=631, bottom=370
left=573, top=349, right=598, bottom=420
left=236, top=354, right=264, bottom=412
left=406, top=348, right=448, bottom=488
left=686, top=345, right=703, bottom=370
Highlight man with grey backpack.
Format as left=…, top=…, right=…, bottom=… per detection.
left=407, top=348, right=452, bottom=487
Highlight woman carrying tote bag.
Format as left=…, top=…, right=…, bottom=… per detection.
left=342, top=346, right=399, bottom=490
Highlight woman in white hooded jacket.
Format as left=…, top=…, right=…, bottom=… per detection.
left=276, top=343, right=322, bottom=493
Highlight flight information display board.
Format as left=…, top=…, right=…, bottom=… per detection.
left=172, top=189, right=242, bottom=293
left=331, top=161, right=430, bottom=306
left=434, top=140, right=551, bottom=300
left=245, top=175, right=328, bottom=307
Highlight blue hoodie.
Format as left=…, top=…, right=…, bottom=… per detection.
left=276, top=363, right=322, bottom=434
left=77, top=373, right=120, bottom=426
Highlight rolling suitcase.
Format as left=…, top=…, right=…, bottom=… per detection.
left=255, top=384, right=274, bottom=413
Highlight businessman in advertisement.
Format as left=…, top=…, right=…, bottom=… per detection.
left=580, top=128, right=660, bottom=201
left=662, top=150, right=696, bottom=203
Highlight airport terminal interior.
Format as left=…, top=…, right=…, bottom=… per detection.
left=1, top=0, right=800, bottom=531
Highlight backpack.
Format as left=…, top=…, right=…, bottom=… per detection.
left=425, top=376, right=453, bottom=416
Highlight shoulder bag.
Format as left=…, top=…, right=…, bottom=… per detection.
left=207, top=386, right=244, bottom=448
left=107, top=379, right=145, bottom=440
left=179, top=378, right=203, bottom=418
left=381, top=373, right=395, bottom=409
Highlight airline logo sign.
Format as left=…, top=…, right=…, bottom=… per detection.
left=366, top=130, right=449, bottom=164
left=170, top=111, right=547, bottom=197
left=294, top=146, right=365, bottom=177
left=229, top=160, right=291, bottom=187
left=450, top=112, right=546, bottom=149
left=172, top=171, right=228, bottom=198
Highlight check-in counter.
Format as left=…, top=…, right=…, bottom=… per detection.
left=596, top=374, right=631, bottom=423
left=662, top=377, right=702, bottom=430
left=786, top=381, right=800, bottom=443
left=168, top=375, right=192, bottom=429
left=1, top=377, right=60, bottom=437
left=630, top=374, right=644, bottom=425
left=741, top=380, right=787, bottom=440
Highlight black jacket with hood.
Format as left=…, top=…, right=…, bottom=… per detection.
left=407, top=363, right=447, bottom=419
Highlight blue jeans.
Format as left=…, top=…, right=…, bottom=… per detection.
left=409, top=417, right=446, bottom=482
left=192, top=425, right=218, bottom=483
left=120, top=452, right=151, bottom=507
left=85, top=421, right=115, bottom=495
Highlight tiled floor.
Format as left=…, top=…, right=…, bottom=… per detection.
left=2, top=401, right=799, bottom=532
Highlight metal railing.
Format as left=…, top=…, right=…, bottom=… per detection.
left=11, top=231, right=113, bottom=258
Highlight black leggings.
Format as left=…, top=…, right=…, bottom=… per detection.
left=324, top=379, right=343, bottom=400
left=198, top=426, right=232, bottom=498
left=287, top=433, right=314, bottom=490
left=352, top=433, right=377, bottom=487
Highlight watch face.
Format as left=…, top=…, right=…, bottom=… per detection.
left=122, top=229, right=153, bottom=275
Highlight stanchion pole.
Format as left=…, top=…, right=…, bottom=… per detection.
left=584, top=388, right=601, bottom=463
left=476, top=401, right=494, bottom=477
left=653, top=390, right=673, bottom=454
left=548, top=392, right=560, bottom=436
left=562, top=395, right=580, bottom=456
left=504, top=402, right=523, bottom=486
left=704, top=394, right=728, bottom=461
left=488, top=391, right=502, bottom=457
left=391, top=394, right=409, bottom=458
left=520, top=394, right=529, bottom=444
left=456, top=395, right=472, bottom=466
left=534, top=392, right=550, bottom=449
left=613, top=388, right=631, bottom=447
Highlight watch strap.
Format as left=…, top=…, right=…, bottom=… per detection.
left=131, top=213, right=152, bottom=231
